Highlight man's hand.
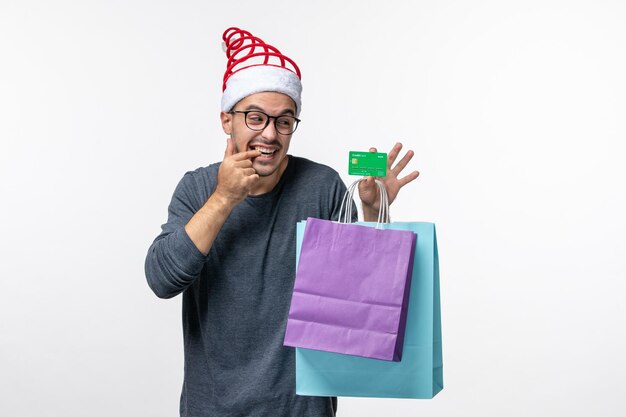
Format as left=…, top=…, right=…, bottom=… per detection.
left=358, top=142, right=420, bottom=221
left=184, top=139, right=261, bottom=255
left=214, top=138, right=262, bottom=206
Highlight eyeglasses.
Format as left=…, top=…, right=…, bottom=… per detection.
left=229, top=110, right=301, bottom=135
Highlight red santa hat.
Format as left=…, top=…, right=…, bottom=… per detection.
left=221, top=27, right=302, bottom=116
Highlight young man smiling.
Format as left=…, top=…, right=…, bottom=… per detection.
left=145, top=27, right=419, bottom=417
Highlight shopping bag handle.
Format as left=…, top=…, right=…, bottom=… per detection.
left=337, top=179, right=390, bottom=228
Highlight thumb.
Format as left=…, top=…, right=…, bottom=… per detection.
left=369, top=147, right=377, bottom=153
left=359, top=175, right=375, bottom=191
left=224, top=138, right=234, bottom=158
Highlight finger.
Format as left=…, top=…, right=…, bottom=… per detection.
left=397, top=170, right=420, bottom=188
left=224, top=138, right=235, bottom=158
left=232, top=149, right=262, bottom=161
left=390, top=149, right=414, bottom=174
left=359, top=175, right=375, bottom=187
left=386, top=142, right=403, bottom=168
left=246, top=174, right=260, bottom=185
left=243, top=167, right=257, bottom=176
left=369, top=147, right=377, bottom=153
left=235, top=158, right=254, bottom=168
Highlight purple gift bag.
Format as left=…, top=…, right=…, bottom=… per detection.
left=284, top=180, right=417, bottom=361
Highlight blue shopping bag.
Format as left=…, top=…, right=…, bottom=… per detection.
left=294, top=221, right=443, bottom=399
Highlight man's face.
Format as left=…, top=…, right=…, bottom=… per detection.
left=221, top=92, right=297, bottom=178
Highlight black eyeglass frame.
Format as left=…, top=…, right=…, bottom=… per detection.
left=229, top=110, right=301, bottom=135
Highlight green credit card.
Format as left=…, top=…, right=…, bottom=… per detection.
left=348, top=151, right=387, bottom=177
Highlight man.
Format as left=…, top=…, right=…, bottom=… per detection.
left=145, top=27, right=419, bottom=417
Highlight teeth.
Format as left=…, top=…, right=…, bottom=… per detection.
left=254, top=146, right=276, bottom=155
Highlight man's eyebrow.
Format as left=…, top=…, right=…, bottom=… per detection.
left=242, top=105, right=296, bottom=116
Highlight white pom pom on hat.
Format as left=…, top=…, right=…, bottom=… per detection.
left=220, top=27, right=303, bottom=116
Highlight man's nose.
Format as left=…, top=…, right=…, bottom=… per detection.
left=261, top=118, right=278, bottom=139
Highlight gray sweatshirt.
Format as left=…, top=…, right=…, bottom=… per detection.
left=145, top=156, right=353, bottom=417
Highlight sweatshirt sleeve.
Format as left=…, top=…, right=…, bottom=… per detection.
left=145, top=172, right=208, bottom=299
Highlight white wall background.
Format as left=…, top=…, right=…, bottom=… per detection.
left=1, top=0, right=625, bottom=416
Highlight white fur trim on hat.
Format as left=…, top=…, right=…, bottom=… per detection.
left=221, top=65, right=302, bottom=116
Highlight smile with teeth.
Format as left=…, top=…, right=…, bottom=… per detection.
left=253, top=146, right=277, bottom=156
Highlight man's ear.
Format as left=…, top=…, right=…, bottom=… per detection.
left=220, top=111, right=233, bottom=134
